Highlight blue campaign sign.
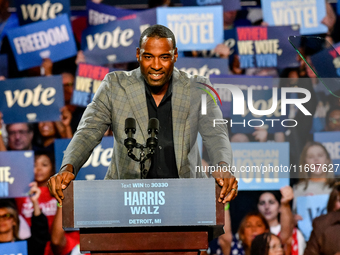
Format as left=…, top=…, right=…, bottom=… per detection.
left=314, top=131, right=340, bottom=175
left=157, top=6, right=224, bottom=51
left=54, top=137, right=114, bottom=180
left=6, top=14, right=77, bottom=71
left=236, top=25, right=300, bottom=69
left=0, top=241, right=28, bottom=255
left=262, top=0, right=327, bottom=35
left=15, top=0, right=71, bottom=25
left=0, top=54, right=8, bottom=77
left=81, top=18, right=142, bottom=65
left=176, top=57, right=230, bottom=78
left=87, top=0, right=136, bottom=26
left=0, top=76, right=64, bottom=124
left=224, top=28, right=238, bottom=57
left=0, top=14, right=19, bottom=45
left=0, top=151, right=34, bottom=198
left=181, top=0, right=241, bottom=11
left=210, top=75, right=273, bottom=118
left=231, top=142, right=289, bottom=190
left=125, top=8, right=157, bottom=29
left=310, top=41, right=340, bottom=80
left=297, top=194, right=329, bottom=240
left=72, top=63, right=114, bottom=107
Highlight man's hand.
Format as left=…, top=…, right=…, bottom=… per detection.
left=215, top=173, right=238, bottom=203
left=47, top=164, right=75, bottom=206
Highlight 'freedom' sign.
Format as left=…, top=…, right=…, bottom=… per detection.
left=0, top=76, right=64, bottom=123
left=87, top=0, right=136, bottom=26
left=15, top=0, right=71, bottom=25
left=157, top=6, right=223, bottom=51
left=6, top=14, right=77, bottom=71
left=262, top=0, right=327, bottom=35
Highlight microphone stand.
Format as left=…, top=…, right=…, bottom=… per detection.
left=124, top=118, right=159, bottom=179
left=125, top=143, right=156, bottom=179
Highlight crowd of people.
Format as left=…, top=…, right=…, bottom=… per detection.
left=0, top=0, right=340, bottom=254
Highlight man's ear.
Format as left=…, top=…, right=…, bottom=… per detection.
left=136, top=47, right=140, bottom=62
left=174, top=47, right=178, bottom=63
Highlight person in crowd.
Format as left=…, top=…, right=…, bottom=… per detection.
left=303, top=183, right=340, bottom=254
left=16, top=152, right=57, bottom=227
left=50, top=204, right=89, bottom=255
left=293, top=142, right=335, bottom=217
left=0, top=183, right=49, bottom=255
left=278, top=67, right=317, bottom=181
left=0, top=0, right=18, bottom=48
left=16, top=152, right=57, bottom=255
left=4, top=123, right=34, bottom=151
left=257, top=187, right=306, bottom=255
left=0, top=112, right=6, bottom=151
left=205, top=210, right=269, bottom=255
left=250, top=233, right=284, bottom=255
left=58, top=70, right=85, bottom=134
left=325, top=106, right=340, bottom=132
left=326, top=182, right=340, bottom=213
left=34, top=108, right=73, bottom=153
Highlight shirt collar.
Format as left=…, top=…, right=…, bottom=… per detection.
left=144, top=77, right=173, bottom=100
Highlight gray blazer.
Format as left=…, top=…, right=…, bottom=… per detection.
left=61, top=67, right=233, bottom=179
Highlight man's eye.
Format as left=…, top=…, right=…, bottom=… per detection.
left=161, top=56, right=170, bottom=60
left=144, top=56, right=151, bottom=59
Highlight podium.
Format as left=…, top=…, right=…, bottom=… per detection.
left=62, top=178, right=224, bottom=254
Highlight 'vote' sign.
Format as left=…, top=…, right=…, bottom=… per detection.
left=0, top=76, right=64, bottom=123
left=15, top=0, right=71, bottom=25
left=55, top=137, right=114, bottom=180
left=82, top=18, right=142, bottom=65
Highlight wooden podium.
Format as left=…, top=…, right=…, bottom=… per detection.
left=62, top=179, right=224, bottom=255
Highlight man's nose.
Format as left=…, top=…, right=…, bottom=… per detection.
left=151, top=58, right=161, bottom=70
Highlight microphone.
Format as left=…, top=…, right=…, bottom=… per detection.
left=147, top=118, right=159, bottom=151
left=124, top=118, right=136, bottom=150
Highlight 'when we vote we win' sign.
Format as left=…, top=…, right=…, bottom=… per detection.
left=236, top=26, right=299, bottom=69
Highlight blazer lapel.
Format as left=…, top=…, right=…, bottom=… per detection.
left=171, top=68, right=191, bottom=173
left=125, top=68, right=149, bottom=141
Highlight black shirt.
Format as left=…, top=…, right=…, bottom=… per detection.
left=144, top=80, right=179, bottom=178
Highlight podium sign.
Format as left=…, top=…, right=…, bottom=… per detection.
left=72, top=178, right=216, bottom=228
